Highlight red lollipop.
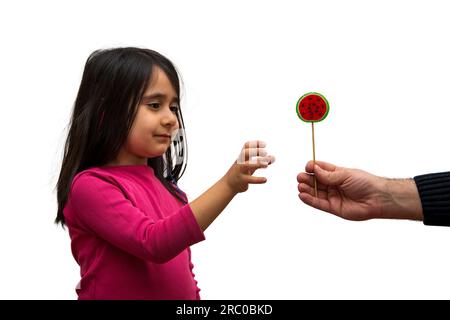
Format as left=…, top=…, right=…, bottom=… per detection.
left=296, top=92, right=330, bottom=196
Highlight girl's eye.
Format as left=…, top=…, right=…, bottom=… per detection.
left=170, top=105, right=179, bottom=113
left=147, top=103, right=160, bottom=110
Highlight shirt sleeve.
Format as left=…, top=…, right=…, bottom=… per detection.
left=413, top=171, right=450, bottom=227
left=68, top=172, right=205, bottom=263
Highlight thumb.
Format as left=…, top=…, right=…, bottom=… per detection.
left=314, top=164, right=346, bottom=186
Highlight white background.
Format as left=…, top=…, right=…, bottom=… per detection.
left=1, top=0, right=450, bottom=299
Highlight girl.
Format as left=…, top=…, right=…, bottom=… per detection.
left=56, top=47, right=275, bottom=300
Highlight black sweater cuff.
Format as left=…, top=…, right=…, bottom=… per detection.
left=414, top=172, right=450, bottom=227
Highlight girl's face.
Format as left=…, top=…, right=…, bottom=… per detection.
left=111, top=67, right=180, bottom=166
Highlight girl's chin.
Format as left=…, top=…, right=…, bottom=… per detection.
left=147, top=147, right=169, bottom=157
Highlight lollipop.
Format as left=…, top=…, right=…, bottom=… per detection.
left=296, top=92, right=330, bottom=196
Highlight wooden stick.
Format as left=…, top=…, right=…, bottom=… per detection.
left=311, top=122, right=317, bottom=197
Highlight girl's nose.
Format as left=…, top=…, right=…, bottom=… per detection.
left=162, top=108, right=178, bottom=127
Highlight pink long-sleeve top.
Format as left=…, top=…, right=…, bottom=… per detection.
left=63, top=165, right=205, bottom=300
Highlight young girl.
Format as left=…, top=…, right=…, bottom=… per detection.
left=56, top=47, right=275, bottom=300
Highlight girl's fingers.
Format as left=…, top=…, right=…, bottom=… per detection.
left=247, top=155, right=275, bottom=165
left=244, top=163, right=268, bottom=171
left=265, top=155, right=276, bottom=165
left=243, top=141, right=266, bottom=149
left=244, top=175, right=267, bottom=184
left=234, top=141, right=274, bottom=187
left=238, top=141, right=275, bottom=164
left=240, top=156, right=275, bottom=171
left=240, top=148, right=267, bottom=162
left=245, top=148, right=266, bottom=159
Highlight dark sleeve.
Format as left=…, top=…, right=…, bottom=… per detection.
left=413, top=172, right=450, bottom=226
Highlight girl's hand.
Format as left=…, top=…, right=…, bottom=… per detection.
left=224, top=141, right=275, bottom=193
left=190, top=140, right=275, bottom=231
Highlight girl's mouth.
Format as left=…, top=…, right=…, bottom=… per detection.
left=154, top=134, right=171, bottom=140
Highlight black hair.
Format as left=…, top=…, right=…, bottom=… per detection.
left=55, top=47, right=187, bottom=226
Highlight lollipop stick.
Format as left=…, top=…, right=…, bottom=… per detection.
left=311, top=122, right=317, bottom=197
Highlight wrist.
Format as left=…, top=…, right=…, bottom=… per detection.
left=379, top=178, right=423, bottom=221
left=219, top=176, right=239, bottom=198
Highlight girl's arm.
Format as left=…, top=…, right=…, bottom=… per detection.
left=190, top=141, right=275, bottom=231
left=67, top=141, right=274, bottom=263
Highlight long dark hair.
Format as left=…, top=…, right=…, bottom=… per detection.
left=56, top=47, right=187, bottom=226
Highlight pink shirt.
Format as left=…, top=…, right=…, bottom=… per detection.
left=63, top=165, right=205, bottom=300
